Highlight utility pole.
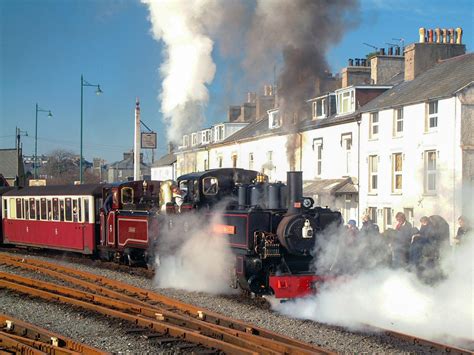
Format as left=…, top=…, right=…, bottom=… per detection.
left=134, top=98, right=141, bottom=181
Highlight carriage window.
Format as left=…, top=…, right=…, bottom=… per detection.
left=9, top=199, right=16, bottom=219
left=65, top=198, right=72, bottom=222
left=52, top=198, right=59, bottom=221
left=30, top=198, right=36, bottom=220
left=72, top=199, right=79, bottom=222
left=24, top=199, right=29, bottom=220
left=84, top=199, right=90, bottom=223
left=3, top=199, right=7, bottom=218
left=16, top=198, right=22, bottom=219
left=60, top=199, right=65, bottom=221
left=35, top=200, right=40, bottom=220
left=76, top=198, right=82, bottom=222
left=121, top=187, right=134, bottom=204
left=202, top=177, right=219, bottom=195
left=47, top=199, right=52, bottom=220
left=40, top=198, right=47, bottom=220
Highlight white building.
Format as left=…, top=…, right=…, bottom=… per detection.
left=359, top=52, right=473, bottom=237
left=150, top=152, right=177, bottom=181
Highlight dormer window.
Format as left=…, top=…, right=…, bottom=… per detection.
left=201, top=129, right=211, bottom=144
left=268, top=110, right=281, bottom=129
left=313, top=98, right=326, bottom=119
left=191, top=133, right=198, bottom=146
left=182, top=135, right=189, bottom=148
left=337, top=89, right=355, bottom=115
left=214, top=125, right=225, bottom=142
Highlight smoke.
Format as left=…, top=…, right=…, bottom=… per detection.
left=244, top=0, right=359, bottom=167
left=272, top=226, right=474, bottom=348
left=152, top=211, right=237, bottom=294
left=141, top=0, right=223, bottom=144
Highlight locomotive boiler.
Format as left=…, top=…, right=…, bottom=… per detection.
left=177, top=169, right=342, bottom=298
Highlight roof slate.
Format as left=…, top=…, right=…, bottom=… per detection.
left=0, top=149, right=19, bottom=178
left=152, top=153, right=177, bottom=167
left=361, top=53, right=474, bottom=112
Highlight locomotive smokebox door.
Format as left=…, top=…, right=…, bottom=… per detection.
left=276, top=215, right=320, bottom=255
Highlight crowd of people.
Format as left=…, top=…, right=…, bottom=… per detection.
left=334, top=212, right=472, bottom=282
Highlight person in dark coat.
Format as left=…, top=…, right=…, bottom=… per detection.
left=409, top=216, right=436, bottom=271
left=359, top=214, right=379, bottom=237
left=392, top=212, right=413, bottom=269
left=454, top=216, right=472, bottom=245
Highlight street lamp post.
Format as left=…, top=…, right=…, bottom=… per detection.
left=80, top=74, right=102, bottom=184
left=34, top=103, right=53, bottom=179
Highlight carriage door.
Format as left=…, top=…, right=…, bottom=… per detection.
left=106, top=211, right=117, bottom=247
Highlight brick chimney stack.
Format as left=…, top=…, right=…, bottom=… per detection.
left=405, top=27, right=466, bottom=81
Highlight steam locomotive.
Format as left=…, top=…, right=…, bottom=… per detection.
left=176, top=169, right=342, bottom=298
left=1, top=168, right=341, bottom=299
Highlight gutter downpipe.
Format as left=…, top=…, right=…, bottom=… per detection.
left=453, top=96, right=457, bottom=247
left=357, top=115, right=361, bottom=225
left=299, top=132, right=303, bottom=171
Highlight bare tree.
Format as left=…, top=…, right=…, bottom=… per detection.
left=41, top=149, right=79, bottom=185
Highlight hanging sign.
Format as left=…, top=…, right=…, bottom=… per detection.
left=141, top=132, right=157, bottom=149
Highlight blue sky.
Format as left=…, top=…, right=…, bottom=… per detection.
left=1, top=0, right=472, bottom=164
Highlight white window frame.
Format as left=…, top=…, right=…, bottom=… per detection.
left=368, top=207, right=377, bottom=225
left=182, top=135, right=189, bottom=148
left=214, top=125, right=225, bottom=142
left=426, top=101, right=438, bottom=131
left=368, top=155, right=378, bottom=193
left=269, top=111, right=281, bottom=129
left=424, top=150, right=437, bottom=193
left=191, top=133, right=198, bottom=146
left=313, top=98, right=326, bottom=119
left=369, top=112, right=379, bottom=139
left=393, top=108, right=403, bottom=136
left=201, top=130, right=211, bottom=144
left=313, top=138, right=323, bottom=176
left=341, top=133, right=352, bottom=175
left=384, top=207, right=392, bottom=229
left=337, top=89, right=355, bottom=115
left=392, top=153, right=403, bottom=193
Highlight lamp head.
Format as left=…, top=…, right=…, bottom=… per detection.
left=96, top=85, right=103, bottom=95
left=48, top=111, right=53, bottom=118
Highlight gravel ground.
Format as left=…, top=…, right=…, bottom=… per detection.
left=0, top=251, right=446, bottom=354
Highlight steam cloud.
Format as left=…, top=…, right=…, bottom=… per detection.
left=142, top=0, right=360, bottom=156
left=141, top=0, right=222, bottom=144
left=152, top=212, right=237, bottom=294
left=272, top=226, right=474, bottom=348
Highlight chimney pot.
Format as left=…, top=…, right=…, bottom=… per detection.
left=361, top=58, right=367, bottom=66
left=435, top=28, right=441, bottom=43
left=419, top=27, right=426, bottom=43
left=449, top=28, right=455, bottom=43
left=395, top=46, right=400, bottom=56
left=456, top=27, right=463, bottom=44
left=355, top=58, right=360, bottom=66
left=428, top=29, right=434, bottom=43
left=380, top=48, right=385, bottom=55
left=348, top=58, right=354, bottom=66
left=442, top=29, right=448, bottom=43
left=388, top=47, right=393, bottom=55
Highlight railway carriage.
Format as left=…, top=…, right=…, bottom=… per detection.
left=2, top=184, right=103, bottom=254
left=1, top=180, right=162, bottom=265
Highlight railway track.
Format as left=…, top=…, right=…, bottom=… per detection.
left=0, top=313, right=106, bottom=354
left=0, top=253, right=334, bottom=354
left=1, top=252, right=472, bottom=354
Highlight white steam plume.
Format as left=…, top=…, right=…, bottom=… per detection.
left=153, top=212, right=237, bottom=294
left=141, top=0, right=221, bottom=144
left=273, top=228, right=474, bottom=348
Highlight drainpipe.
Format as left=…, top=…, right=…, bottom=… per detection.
left=357, top=116, right=361, bottom=224
left=453, top=96, right=457, bottom=245
left=299, top=132, right=303, bottom=171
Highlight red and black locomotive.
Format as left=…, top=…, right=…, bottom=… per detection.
left=1, top=168, right=342, bottom=299
left=176, top=169, right=342, bottom=298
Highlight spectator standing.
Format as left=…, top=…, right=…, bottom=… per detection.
left=360, top=214, right=380, bottom=237
left=392, top=212, right=413, bottom=269
left=409, top=216, right=436, bottom=272
left=454, top=216, right=472, bottom=245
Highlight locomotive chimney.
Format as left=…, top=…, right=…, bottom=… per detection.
left=287, top=171, right=303, bottom=214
